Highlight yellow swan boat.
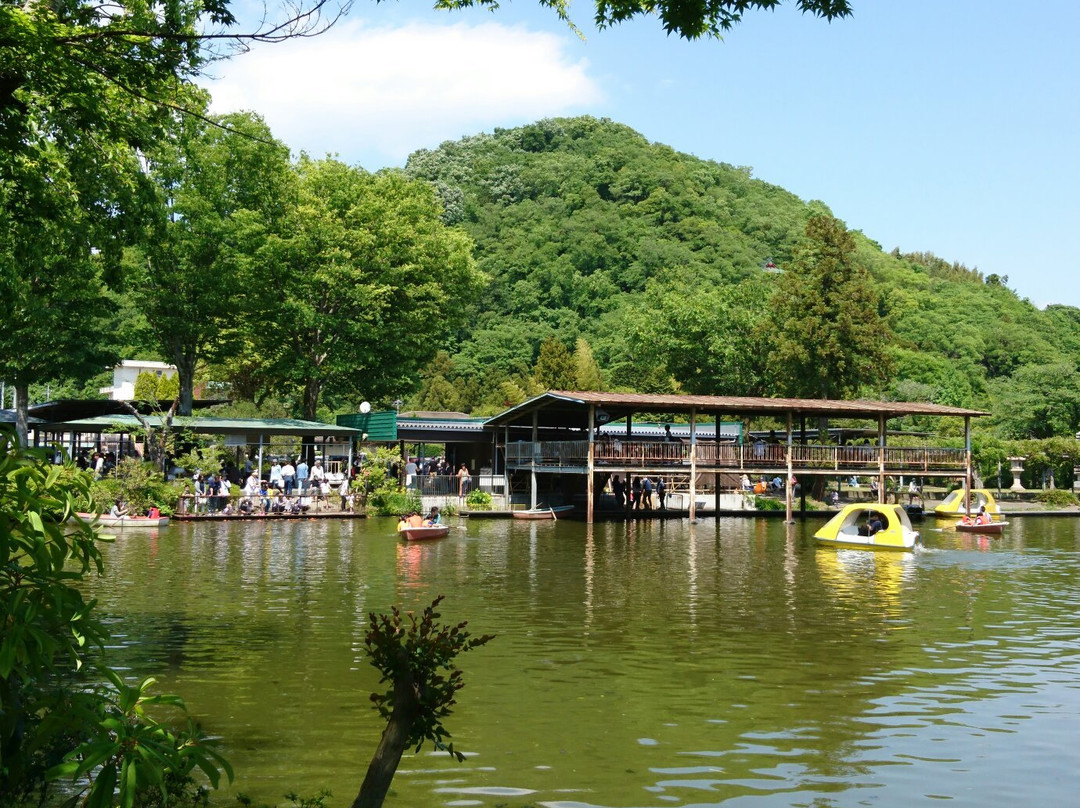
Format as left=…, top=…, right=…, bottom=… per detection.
left=814, top=503, right=920, bottom=550
left=933, top=488, right=1002, bottom=519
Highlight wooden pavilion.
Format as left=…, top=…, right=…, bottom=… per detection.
left=485, top=391, right=989, bottom=523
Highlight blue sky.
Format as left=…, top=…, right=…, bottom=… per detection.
left=206, top=1, right=1080, bottom=308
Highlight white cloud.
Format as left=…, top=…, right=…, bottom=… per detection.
left=204, top=19, right=603, bottom=168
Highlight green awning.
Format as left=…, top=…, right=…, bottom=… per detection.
left=336, top=410, right=397, bottom=441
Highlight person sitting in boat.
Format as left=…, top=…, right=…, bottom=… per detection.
left=858, top=513, right=885, bottom=536
left=740, top=474, right=753, bottom=491
left=423, top=506, right=442, bottom=526
left=407, top=512, right=425, bottom=528
left=975, top=506, right=991, bottom=525
left=109, top=499, right=128, bottom=518
left=397, top=514, right=409, bottom=532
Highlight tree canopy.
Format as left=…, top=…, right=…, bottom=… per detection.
left=434, top=0, right=853, bottom=39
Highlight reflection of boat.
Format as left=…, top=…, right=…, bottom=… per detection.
left=934, top=488, right=1002, bottom=519
left=512, top=505, right=574, bottom=520
left=814, top=503, right=919, bottom=550
left=397, top=525, right=450, bottom=541
left=78, top=512, right=170, bottom=528
left=954, top=520, right=1007, bottom=535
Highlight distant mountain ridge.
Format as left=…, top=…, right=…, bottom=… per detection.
left=403, top=116, right=1080, bottom=435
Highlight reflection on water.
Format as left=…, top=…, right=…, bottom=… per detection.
left=85, top=516, right=1080, bottom=807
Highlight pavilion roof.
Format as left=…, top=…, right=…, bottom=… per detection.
left=42, top=414, right=359, bottom=439
left=485, top=391, right=989, bottom=430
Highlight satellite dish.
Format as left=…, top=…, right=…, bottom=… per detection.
left=359, top=401, right=371, bottom=414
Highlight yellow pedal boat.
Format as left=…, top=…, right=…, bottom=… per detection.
left=814, top=503, right=920, bottom=550
left=933, top=488, right=1002, bottom=519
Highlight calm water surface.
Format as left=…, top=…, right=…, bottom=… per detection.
left=86, top=516, right=1080, bottom=807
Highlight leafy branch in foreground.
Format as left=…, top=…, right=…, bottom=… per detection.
left=352, top=596, right=494, bottom=808
left=0, top=430, right=232, bottom=808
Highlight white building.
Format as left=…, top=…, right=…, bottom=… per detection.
left=100, top=360, right=177, bottom=401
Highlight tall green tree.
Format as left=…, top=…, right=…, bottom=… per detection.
left=140, top=111, right=293, bottom=415
left=0, top=0, right=344, bottom=432
left=254, top=158, right=481, bottom=420
left=767, top=214, right=890, bottom=399
left=0, top=187, right=120, bottom=442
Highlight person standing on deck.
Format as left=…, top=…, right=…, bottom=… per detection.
left=310, top=459, right=326, bottom=500
left=457, top=464, right=471, bottom=498
left=657, top=477, right=667, bottom=509
left=612, top=475, right=625, bottom=509
left=642, top=476, right=654, bottom=510
left=281, top=460, right=296, bottom=496
left=270, top=460, right=283, bottom=491
left=296, top=457, right=309, bottom=493
left=631, top=476, right=642, bottom=510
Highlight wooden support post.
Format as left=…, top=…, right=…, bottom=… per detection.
left=503, top=426, right=510, bottom=507
left=530, top=411, right=538, bottom=510
left=964, top=416, right=972, bottom=514
left=587, top=404, right=596, bottom=524
left=625, top=415, right=633, bottom=517
left=689, top=408, right=698, bottom=523
left=785, top=413, right=793, bottom=523
left=877, top=415, right=886, bottom=504
left=714, top=411, right=721, bottom=515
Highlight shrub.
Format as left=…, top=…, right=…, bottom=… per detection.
left=1035, top=489, right=1079, bottom=508
left=465, top=489, right=492, bottom=510
left=369, top=488, right=422, bottom=517
left=90, top=457, right=182, bottom=515
left=753, top=495, right=784, bottom=511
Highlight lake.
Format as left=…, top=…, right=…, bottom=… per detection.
left=86, top=514, right=1080, bottom=808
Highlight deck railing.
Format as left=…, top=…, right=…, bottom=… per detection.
left=504, top=440, right=967, bottom=473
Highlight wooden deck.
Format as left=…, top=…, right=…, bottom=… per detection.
left=504, top=440, right=966, bottom=476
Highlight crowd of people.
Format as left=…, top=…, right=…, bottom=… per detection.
left=609, top=474, right=668, bottom=510
left=191, top=457, right=355, bottom=516
left=396, top=456, right=473, bottom=497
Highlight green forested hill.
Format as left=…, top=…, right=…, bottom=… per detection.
left=404, top=116, right=1080, bottom=438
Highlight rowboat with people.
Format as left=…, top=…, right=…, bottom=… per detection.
left=397, top=506, right=449, bottom=540
left=954, top=519, right=1007, bottom=535
left=77, top=512, right=170, bottom=528
left=397, top=525, right=450, bottom=541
